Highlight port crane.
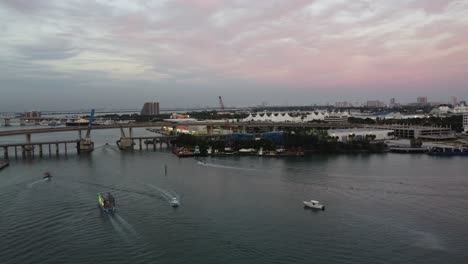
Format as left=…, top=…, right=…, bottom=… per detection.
left=218, top=96, right=225, bottom=111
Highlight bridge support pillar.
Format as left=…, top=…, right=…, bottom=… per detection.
left=49, top=144, right=52, bottom=156
left=4, top=118, right=11, bottom=127
left=79, top=139, right=94, bottom=153
left=39, top=144, right=43, bottom=157
left=139, top=139, right=142, bottom=150
left=118, top=138, right=134, bottom=151
left=24, top=134, right=34, bottom=156
left=64, top=143, right=68, bottom=155
left=172, top=126, right=178, bottom=136
left=56, top=144, right=59, bottom=156
left=14, top=146, right=17, bottom=159
left=78, top=130, right=82, bottom=139
left=207, top=125, right=213, bottom=135
left=242, top=125, right=246, bottom=133
left=3, top=147, right=8, bottom=160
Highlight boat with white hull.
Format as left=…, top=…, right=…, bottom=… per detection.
left=303, top=200, right=325, bottom=210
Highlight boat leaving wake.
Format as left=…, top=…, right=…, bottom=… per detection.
left=146, top=184, right=180, bottom=206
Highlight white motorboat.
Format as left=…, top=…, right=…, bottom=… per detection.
left=170, top=197, right=180, bottom=208
left=303, top=200, right=325, bottom=210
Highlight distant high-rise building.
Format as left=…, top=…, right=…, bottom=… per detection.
left=367, top=101, right=385, bottom=108
left=390, top=98, right=396, bottom=105
left=140, top=102, right=160, bottom=116
left=460, top=100, right=467, bottom=106
left=335, top=101, right=350, bottom=108
left=417, top=96, right=428, bottom=105
left=450, top=96, right=458, bottom=106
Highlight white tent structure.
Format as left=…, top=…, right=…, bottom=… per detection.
left=243, top=113, right=255, bottom=122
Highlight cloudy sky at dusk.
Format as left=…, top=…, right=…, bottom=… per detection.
left=1, top=0, right=468, bottom=111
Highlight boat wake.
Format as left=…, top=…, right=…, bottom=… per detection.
left=197, top=161, right=257, bottom=171
left=27, top=178, right=49, bottom=188
left=108, top=213, right=138, bottom=241
left=146, top=184, right=180, bottom=206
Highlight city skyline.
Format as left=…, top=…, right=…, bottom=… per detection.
left=1, top=0, right=468, bottom=111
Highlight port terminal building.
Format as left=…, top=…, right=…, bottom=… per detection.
left=364, top=124, right=455, bottom=140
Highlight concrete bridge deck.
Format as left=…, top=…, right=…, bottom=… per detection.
left=0, top=121, right=358, bottom=137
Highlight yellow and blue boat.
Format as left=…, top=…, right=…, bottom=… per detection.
left=98, top=192, right=116, bottom=213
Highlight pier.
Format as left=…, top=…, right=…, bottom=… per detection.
left=1, top=140, right=80, bottom=159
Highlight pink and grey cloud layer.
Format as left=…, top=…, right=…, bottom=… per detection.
left=0, top=0, right=467, bottom=109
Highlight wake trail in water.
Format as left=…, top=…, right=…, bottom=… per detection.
left=197, top=161, right=258, bottom=171
left=146, top=184, right=180, bottom=204
left=27, top=178, right=48, bottom=188
left=114, top=214, right=138, bottom=236
left=108, top=215, right=130, bottom=241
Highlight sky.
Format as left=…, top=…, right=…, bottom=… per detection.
left=1, top=0, right=468, bottom=111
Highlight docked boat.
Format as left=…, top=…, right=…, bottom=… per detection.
left=303, top=200, right=325, bottom=210
left=48, top=120, right=62, bottom=126
left=98, top=192, right=116, bottom=213
left=428, top=147, right=468, bottom=156
left=170, top=197, right=180, bottom=208
left=66, top=118, right=89, bottom=126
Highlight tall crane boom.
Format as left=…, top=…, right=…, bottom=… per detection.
left=218, top=96, right=225, bottom=111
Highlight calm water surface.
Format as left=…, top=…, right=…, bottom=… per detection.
left=1, top=129, right=467, bottom=264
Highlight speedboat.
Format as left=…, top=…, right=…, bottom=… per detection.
left=43, top=172, right=52, bottom=181
left=98, top=192, right=116, bottom=213
left=170, top=197, right=180, bottom=208
left=303, top=200, right=325, bottom=210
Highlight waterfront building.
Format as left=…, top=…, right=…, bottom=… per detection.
left=140, top=102, right=160, bottom=116
left=328, top=129, right=394, bottom=142
left=24, top=111, right=41, bottom=118
left=453, top=104, right=468, bottom=114
left=242, top=111, right=350, bottom=123
left=365, top=124, right=454, bottom=139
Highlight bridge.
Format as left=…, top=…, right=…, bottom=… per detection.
left=0, top=121, right=360, bottom=159
left=0, top=121, right=359, bottom=137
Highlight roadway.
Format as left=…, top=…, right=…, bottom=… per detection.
left=0, top=121, right=359, bottom=137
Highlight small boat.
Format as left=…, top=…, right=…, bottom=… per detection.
left=43, top=171, right=52, bottom=181
left=303, top=200, right=325, bottom=210
left=170, top=197, right=180, bottom=208
left=428, top=146, right=468, bottom=156
left=98, top=192, right=116, bottom=213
